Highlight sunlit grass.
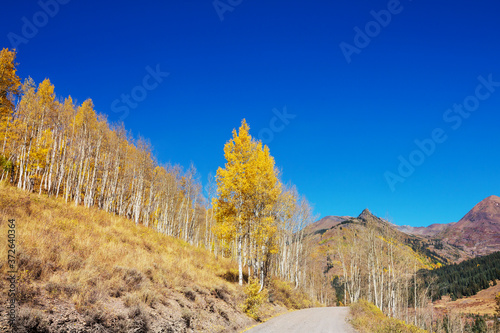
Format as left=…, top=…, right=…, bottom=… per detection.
left=350, top=300, right=427, bottom=333
left=0, top=181, right=238, bottom=312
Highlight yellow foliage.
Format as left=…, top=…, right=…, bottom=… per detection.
left=242, top=278, right=268, bottom=320
left=213, top=119, right=282, bottom=281
left=350, top=300, right=427, bottom=333
left=0, top=48, right=21, bottom=119
left=268, top=278, right=313, bottom=309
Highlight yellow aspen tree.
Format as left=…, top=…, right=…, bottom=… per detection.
left=33, top=79, right=56, bottom=193
left=214, top=119, right=258, bottom=285
left=72, top=99, right=99, bottom=205
left=0, top=48, right=21, bottom=120
left=0, top=48, right=21, bottom=176
left=214, top=119, right=281, bottom=286
left=0, top=57, right=212, bottom=246
left=250, top=144, right=281, bottom=289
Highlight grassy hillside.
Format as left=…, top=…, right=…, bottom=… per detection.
left=350, top=300, right=426, bottom=333
left=0, top=182, right=310, bottom=332
left=433, top=280, right=500, bottom=315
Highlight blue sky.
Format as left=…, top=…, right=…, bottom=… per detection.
left=3, top=0, right=500, bottom=226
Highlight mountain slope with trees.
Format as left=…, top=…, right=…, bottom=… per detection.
left=0, top=48, right=328, bottom=331
left=305, top=209, right=440, bottom=318
left=419, top=251, right=500, bottom=301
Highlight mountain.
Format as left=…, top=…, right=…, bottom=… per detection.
left=306, top=209, right=407, bottom=243
left=306, top=208, right=444, bottom=266
left=305, top=208, right=444, bottom=306
left=397, top=222, right=455, bottom=237
left=305, top=196, right=500, bottom=307
left=442, top=195, right=500, bottom=256
left=309, top=209, right=470, bottom=266
left=396, top=195, right=500, bottom=261
left=305, top=215, right=352, bottom=235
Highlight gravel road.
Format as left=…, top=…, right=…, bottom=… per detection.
left=245, top=307, right=356, bottom=333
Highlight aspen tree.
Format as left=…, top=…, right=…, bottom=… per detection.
left=0, top=48, right=21, bottom=180
left=0, top=48, right=21, bottom=120
left=214, top=119, right=281, bottom=286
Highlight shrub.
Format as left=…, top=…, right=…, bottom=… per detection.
left=221, top=268, right=248, bottom=283
left=45, top=281, right=62, bottom=298
left=242, top=278, right=268, bottom=320
left=17, top=270, right=40, bottom=305
left=15, top=307, right=50, bottom=333
left=139, top=288, right=159, bottom=307
left=114, top=266, right=144, bottom=291
left=182, top=287, right=196, bottom=302
left=128, top=304, right=150, bottom=333
left=181, top=309, right=194, bottom=328
left=211, top=284, right=231, bottom=303
left=123, top=293, right=140, bottom=308
left=84, top=306, right=108, bottom=326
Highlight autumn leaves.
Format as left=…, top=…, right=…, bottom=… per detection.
left=213, top=120, right=305, bottom=291
left=0, top=48, right=313, bottom=300
left=0, top=49, right=21, bottom=120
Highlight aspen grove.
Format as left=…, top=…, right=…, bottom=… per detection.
left=0, top=49, right=315, bottom=298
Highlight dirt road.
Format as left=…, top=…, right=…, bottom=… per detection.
left=244, top=307, right=356, bottom=333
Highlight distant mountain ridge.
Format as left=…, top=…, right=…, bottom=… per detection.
left=312, top=195, right=500, bottom=263
left=397, top=222, right=456, bottom=238
left=307, top=215, right=352, bottom=234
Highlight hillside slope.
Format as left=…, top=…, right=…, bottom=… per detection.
left=305, top=209, right=444, bottom=305
left=398, top=195, right=500, bottom=260
left=442, top=195, right=500, bottom=256
left=308, top=209, right=448, bottom=268
left=433, top=280, right=500, bottom=315
left=0, top=183, right=297, bottom=332
left=304, top=215, right=352, bottom=235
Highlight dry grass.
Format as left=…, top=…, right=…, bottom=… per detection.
left=350, top=300, right=427, bottom=333
left=268, top=277, right=315, bottom=309
left=433, top=280, right=500, bottom=315
left=0, top=182, right=238, bottom=312
left=0, top=182, right=314, bottom=331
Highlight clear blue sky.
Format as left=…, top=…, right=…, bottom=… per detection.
left=3, top=0, right=500, bottom=226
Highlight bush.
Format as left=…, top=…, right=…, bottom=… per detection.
left=17, top=270, right=40, bottom=305
left=128, top=304, right=150, bottom=333
left=211, top=284, right=231, bottom=303
left=123, top=293, right=140, bottom=308
left=182, top=287, right=196, bottom=302
left=242, top=278, right=268, bottom=320
left=221, top=268, right=248, bottom=283
left=15, top=307, right=50, bottom=333
left=181, top=309, right=194, bottom=328
left=139, top=288, right=159, bottom=307
left=114, top=266, right=144, bottom=291
left=84, top=306, right=108, bottom=326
